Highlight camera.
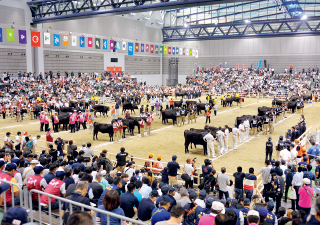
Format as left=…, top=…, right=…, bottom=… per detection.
left=54, top=138, right=68, bottom=146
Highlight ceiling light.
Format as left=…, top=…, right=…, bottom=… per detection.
left=301, top=15, right=307, bottom=20
left=144, top=17, right=150, bottom=20
left=130, top=13, right=136, bottom=15
left=184, top=23, right=189, bottom=27
left=245, top=20, right=250, bottom=23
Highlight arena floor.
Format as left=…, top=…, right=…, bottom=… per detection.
left=1, top=97, right=319, bottom=174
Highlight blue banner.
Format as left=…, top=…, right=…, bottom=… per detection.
left=80, top=36, right=85, bottom=48
left=172, top=47, right=175, bottom=55
left=53, top=34, right=60, bottom=47
left=155, top=45, right=159, bottom=54
left=258, top=59, right=262, bottom=68
left=128, top=42, right=134, bottom=55
left=103, top=39, right=107, bottom=50
left=141, top=43, right=144, bottom=52
left=116, top=41, right=121, bottom=50
left=0, top=28, right=2, bottom=42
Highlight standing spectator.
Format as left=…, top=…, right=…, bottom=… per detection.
left=244, top=167, right=257, bottom=201
left=201, top=159, right=213, bottom=178
left=116, top=147, right=128, bottom=173
left=298, top=178, right=314, bottom=220
left=0, top=163, right=20, bottom=206
left=266, top=137, right=273, bottom=161
left=120, top=182, right=139, bottom=218
left=292, top=167, right=304, bottom=210
left=67, top=140, right=77, bottom=162
left=232, top=124, right=239, bottom=150
left=46, top=128, right=54, bottom=148
left=301, top=197, right=320, bottom=225
left=183, top=158, right=195, bottom=188
left=214, top=103, right=217, bottom=116
left=271, top=172, right=284, bottom=214
left=205, top=109, right=211, bottom=124
left=284, top=164, right=294, bottom=203
left=4, top=132, right=12, bottom=150
left=259, top=160, right=271, bottom=196
left=137, top=190, right=159, bottom=222
left=233, top=166, right=245, bottom=200
left=168, top=155, right=180, bottom=186
left=14, top=132, right=21, bottom=151
left=217, top=167, right=230, bottom=199
left=97, top=189, right=125, bottom=225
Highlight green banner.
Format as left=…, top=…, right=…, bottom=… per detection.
left=6, top=28, right=14, bottom=41
left=160, top=46, right=163, bottom=53
left=164, top=46, right=167, bottom=54
left=189, top=49, right=192, bottom=56
left=95, top=38, right=101, bottom=49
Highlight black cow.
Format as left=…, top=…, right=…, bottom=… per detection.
left=258, top=107, right=273, bottom=116
left=196, top=103, right=211, bottom=115
left=184, top=130, right=207, bottom=155
left=175, top=91, right=188, bottom=98
left=224, top=98, right=234, bottom=107
left=173, top=100, right=182, bottom=108
left=233, top=97, right=244, bottom=105
left=204, top=125, right=232, bottom=134
left=287, top=101, right=297, bottom=113
left=61, top=107, right=76, bottom=113
left=272, top=99, right=284, bottom=106
left=122, top=103, right=138, bottom=114
left=302, top=94, right=312, bottom=101
left=93, top=122, right=114, bottom=141
left=33, top=105, right=43, bottom=119
left=93, top=105, right=110, bottom=117
left=161, top=109, right=179, bottom=125
left=51, top=113, right=70, bottom=131
left=126, top=116, right=145, bottom=134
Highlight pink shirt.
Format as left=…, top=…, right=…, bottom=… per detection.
left=44, top=115, right=49, bottom=124
left=78, top=114, right=84, bottom=123
left=69, top=115, right=76, bottom=125
left=85, top=112, right=89, bottom=121
left=198, top=214, right=215, bottom=225
left=298, top=186, right=314, bottom=208
left=40, top=114, right=45, bottom=123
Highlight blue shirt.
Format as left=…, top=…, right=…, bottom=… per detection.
left=303, top=171, right=316, bottom=185
left=151, top=207, right=170, bottom=225
left=134, top=190, right=143, bottom=202
left=139, top=184, right=152, bottom=198
left=62, top=191, right=91, bottom=212
left=43, top=172, right=55, bottom=184
left=182, top=203, right=203, bottom=225
left=97, top=205, right=125, bottom=225
left=98, top=184, right=120, bottom=206
left=156, top=194, right=176, bottom=212
left=167, top=161, right=180, bottom=176
left=307, top=146, right=320, bottom=156
left=64, top=176, right=75, bottom=190
left=137, top=198, right=155, bottom=221
left=120, top=192, right=139, bottom=218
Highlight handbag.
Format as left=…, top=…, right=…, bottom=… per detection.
left=181, top=173, right=191, bottom=182
left=290, top=188, right=297, bottom=200
left=315, top=179, right=320, bottom=187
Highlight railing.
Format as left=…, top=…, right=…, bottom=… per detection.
left=28, top=189, right=147, bottom=225
left=0, top=179, right=24, bottom=211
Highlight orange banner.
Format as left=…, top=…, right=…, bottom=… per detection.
left=63, top=35, right=69, bottom=46
left=107, top=67, right=122, bottom=72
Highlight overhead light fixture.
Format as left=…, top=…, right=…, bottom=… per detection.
left=184, top=23, right=189, bottom=27
left=130, top=12, right=136, bottom=15
left=144, top=17, right=150, bottom=20
left=245, top=20, right=250, bottom=23
left=301, top=15, right=307, bottom=20
left=157, top=21, right=164, bottom=25
left=215, top=21, right=218, bottom=25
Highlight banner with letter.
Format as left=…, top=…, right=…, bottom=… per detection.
left=116, top=41, right=121, bottom=50
left=53, top=34, right=60, bottom=46
left=63, top=35, right=69, bottom=46
left=95, top=38, right=100, bottom=49
left=103, top=39, right=107, bottom=50
left=0, top=28, right=2, bottom=43
left=146, top=44, right=149, bottom=52
left=168, top=47, right=171, bottom=54
left=122, top=41, right=126, bottom=50
left=195, top=50, right=198, bottom=58
left=44, top=32, right=50, bottom=45
left=160, top=46, right=163, bottom=53
left=72, top=36, right=77, bottom=46
left=18, top=30, right=27, bottom=44
left=141, top=43, right=144, bottom=52
left=80, top=36, right=85, bottom=48
left=135, top=43, right=139, bottom=52
left=155, top=45, right=159, bottom=54
left=110, top=40, right=115, bottom=50
left=258, top=59, right=262, bottom=68
left=128, top=42, right=133, bottom=55
left=31, top=31, right=41, bottom=47
left=6, top=28, right=14, bottom=41
left=150, top=45, right=154, bottom=53
left=164, top=46, right=167, bottom=54
left=88, top=37, right=93, bottom=47
left=172, top=47, right=175, bottom=55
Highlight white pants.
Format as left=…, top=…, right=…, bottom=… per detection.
left=224, top=138, right=228, bottom=152
left=240, top=132, right=245, bottom=143
left=233, top=135, right=238, bottom=149
left=89, top=124, right=93, bottom=133
left=245, top=127, right=249, bottom=139
left=116, top=109, right=120, bottom=116
left=207, top=142, right=215, bottom=157
left=218, top=140, right=224, bottom=154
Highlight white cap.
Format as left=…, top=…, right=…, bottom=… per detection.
left=303, top=178, right=311, bottom=185
left=100, top=170, right=107, bottom=176
left=211, top=201, right=224, bottom=211
left=30, top=160, right=39, bottom=164
left=247, top=210, right=259, bottom=217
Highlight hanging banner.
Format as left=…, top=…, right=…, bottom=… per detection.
left=164, top=46, right=167, bottom=54
left=122, top=41, right=126, bottom=50
left=189, top=49, right=192, bottom=56
left=176, top=47, right=179, bottom=55
left=192, top=49, right=195, bottom=56
left=155, top=45, right=159, bottom=54
left=141, top=43, right=144, bottom=52
left=225, top=62, right=227, bottom=69
left=183, top=48, right=186, bottom=55
left=30, top=31, right=41, bottom=47
left=72, top=35, right=77, bottom=46
left=62, top=35, right=69, bottom=45
left=116, top=41, right=121, bottom=50
left=18, top=30, right=27, bottom=44
left=88, top=37, right=93, bottom=47
left=168, top=47, right=171, bottom=54
left=53, top=34, right=60, bottom=46
left=0, top=28, right=2, bottom=43
left=135, top=43, right=139, bottom=52
left=160, top=46, right=163, bottom=53
left=179, top=48, right=183, bottom=55
left=103, top=39, right=107, bottom=50
left=95, top=38, right=100, bottom=49
left=80, top=36, right=85, bottom=48
left=172, top=47, right=175, bottom=55
left=110, top=40, right=115, bottom=50
left=44, top=32, right=51, bottom=45
left=6, top=28, right=14, bottom=41
left=195, top=50, right=198, bottom=58
left=150, top=45, right=154, bottom=53
left=146, top=44, right=149, bottom=52
left=128, top=42, right=134, bottom=55
left=258, top=59, right=262, bottom=68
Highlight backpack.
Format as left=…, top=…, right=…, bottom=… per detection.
left=28, top=139, right=34, bottom=149
left=62, top=195, right=86, bottom=225
left=105, top=158, right=113, bottom=173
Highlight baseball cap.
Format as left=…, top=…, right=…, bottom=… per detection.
left=267, top=201, right=274, bottom=210
left=100, top=170, right=107, bottom=176
left=56, top=171, right=66, bottom=177
left=247, top=210, right=259, bottom=217
left=294, top=139, right=299, bottom=143
left=189, top=191, right=197, bottom=199
left=172, top=155, right=177, bottom=160
left=30, top=160, right=39, bottom=164
left=230, top=199, right=238, bottom=204
left=0, top=160, right=6, bottom=167
left=150, top=190, right=159, bottom=198
left=173, top=184, right=182, bottom=191
left=303, top=178, right=311, bottom=185
left=11, top=158, right=20, bottom=165
left=199, top=190, right=207, bottom=198
left=205, top=195, right=216, bottom=207
left=34, top=165, right=45, bottom=173
left=6, top=163, right=17, bottom=170
left=207, top=129, right=211, bottom=132
left=0, top=183, right=10, bottom=194
left=161, top=185, right=169, bottom=193
left=243, top=198, right=250, bottom=205
left=6, top=132, right=11, bottom=135
left=258, top=207, right=268, bottom=218
left=2, top=207, right=28, bottom=224
left=211, top=201, right=224, bottom=211
left=82, top=142, right=86, bottom=146
left=149, top=153, right=154, bottom=158
left=27, top=153, right=33, bottom=158
left=157, top=155, right=161, bottom=160
left=268, top=137, right=272, bottom=140
left=168, top=185, right=176, bottom=193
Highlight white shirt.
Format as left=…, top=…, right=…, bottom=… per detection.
left=184, top=163, right=195, bottom=180
left=280, top=149, right=291, bottom=161
left=195, top=199, right=205, bottom=208
left=232, top=127, right=239, bottom=136
left=15, top=135, right=21, bottom=146
left=291, top=148, right=298, bottom=163
left=124, top=167, right=135, bottom=179
left=239, top=124, right=245, bottom=132
left=217, top=130, right=224, bottom=141
left=4, top=136, right=10, bottom=143
left=203, top=133, right=214, bottom=143
left=244, top=120, right=249, bottom=128
left=224, top=129, right=229, bottom=138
